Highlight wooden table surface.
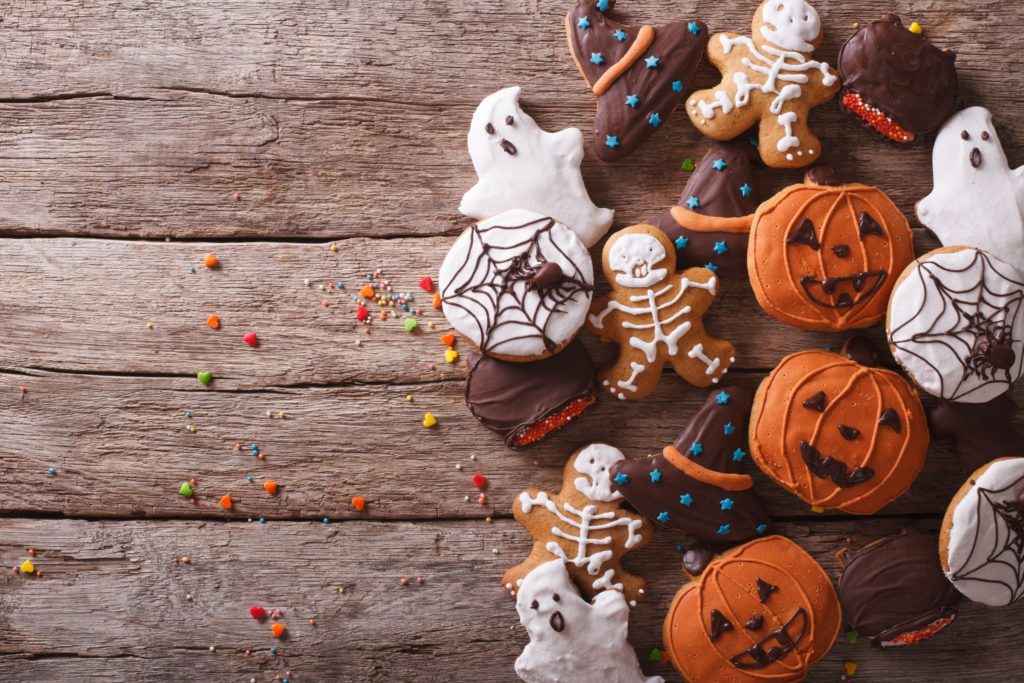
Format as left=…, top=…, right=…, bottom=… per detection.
left=2, top=1, right=1023, bottom=681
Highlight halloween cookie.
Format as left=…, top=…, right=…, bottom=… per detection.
left=888, top=247, right=1024, bottom=403
left=504, top=444, right=653, bottom=603
left=837, top=533, right=960, bottom=648
left=838, top=14, right=958, bottom=144
left=748, top=166, right=915, bottom=332
left=941, top=458, right=1024, bottom=607
left=460, top=87, right=614, bottom=248
left=749, top=348, right=928, bottom=514
left=566, top=0, right=709, bottom=162
left=917, top=107, right=1024, bottom=268
left=647, top=140, right=761, bottom=278
left=610, top=387, right=771, bottom=542
left=439, top=209, right=594, bottom=361
left=465, top=341, right=598, bottom=450
left=929, top=392, right=1023, bottom=472
left=515, top=560, right=664, bottom=683
left=663, top=536, right=841, bottom=683
left=587, top=225, right=734, bottom=400
left=686, top=0, right=840, bottom=169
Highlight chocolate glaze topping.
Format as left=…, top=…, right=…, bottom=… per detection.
left=464, top=341, right=597, bottom=449
left=838, top=533, right=960, bottom=648
left=839, top=14, right=958, bottom=140
left=929, top=392, right=1023, bottom=472
left=568, top=0, right=708, bottom=162
left=648, top=139, right=760, bottom=278
left=610, top=386, right=771, bottom=542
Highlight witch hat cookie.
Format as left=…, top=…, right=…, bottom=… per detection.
left=609, top=387, right=771, bottom=542
left=648, top=140, right=760, bottom=278
left=566, top=0, right=709, bottom=162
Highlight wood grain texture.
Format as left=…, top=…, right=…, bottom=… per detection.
left=2, top=0, right=1024, bottom=681
left=3, top=517, right=1022, bottom=683
left=0, top=1, right=1021, bottom=238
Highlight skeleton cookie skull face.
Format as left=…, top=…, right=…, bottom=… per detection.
left=758, top=0, right=822, bottom=52
left=573, top=444, right=625, bottom=502
left=609, top=232, right=670, bottom=288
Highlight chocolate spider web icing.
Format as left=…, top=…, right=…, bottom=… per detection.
left=441, top=216, right=593, bottom=355
left=890, top=250, right=1024, bottom=401
left=951, top=473, right=1024, bottom=604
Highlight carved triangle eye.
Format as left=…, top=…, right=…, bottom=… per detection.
left=787, top=218, right=821, bottom=250
left=859, top=212, right=885, bottom=239
left=709, top=609, right=734, bottom=641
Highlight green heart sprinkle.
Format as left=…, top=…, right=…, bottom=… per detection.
left=178, top=482, right=193, bottom=497
left=681, top=158, right=695, bottom=171
left=197, top=371, right=213, bottom=385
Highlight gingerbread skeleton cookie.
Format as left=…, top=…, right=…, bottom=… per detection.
left=504, top=444, right=653, bottom=603
left=439, top=209, right=594, bottom=361
left=587, top=225, right=734, bottom=401
left=460, top=87, right=615, bottom=248
left=514, top=560, right=664, bottom=683
left=686, top=0, right=840, bottom=169
left=566, top=0, right=709, bottom=162
left=917, top=107, right=1024, bottom=268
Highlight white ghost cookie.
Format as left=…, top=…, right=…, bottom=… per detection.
left=514, top=559, right=664, bottom=683
left=917, top=107, right=1024, bottom=267
left=461, top=87, right=615, bottom=248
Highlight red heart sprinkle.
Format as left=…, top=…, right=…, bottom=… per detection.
left=419, top=277, right=433, bottom=292
left=472, top=474, right=488, bottom=490
left=249, top=605, right=266, bottom=621
left=243, top=332, right=258, bottom=347
left=356, top=305, right=369, bottom=321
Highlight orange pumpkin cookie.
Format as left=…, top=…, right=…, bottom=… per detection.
left=663, top=535, right=840, bottom=682
left=747, top=166, right=915, bottom=332
left=749, top=345, right=928, bottom=514
left=587, top=224, right=735, bottom=401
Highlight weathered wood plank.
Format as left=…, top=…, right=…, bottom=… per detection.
left=0, top=236, right=944, bottom=384
left=0, top=1, right=1020, bottom=238
left=2, top=517, right=1022, bottom=682
left=4, top=368, right=1019, bottom=520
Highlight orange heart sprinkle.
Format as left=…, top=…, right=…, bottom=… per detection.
left=360, top=285, right=375, bottom=298
left=203, top=253, right=219, bottom=269
left=432, top=292, right=442, bottom=309
left=351, top=497, right=366, bottom=511
left=271, top=623, right=286, bottom=638
left=440, top=333, right=455, bottom=347
left=206, top=314, right=220, bottom=329
left=263, top=481, right=279, bottom=496
left=219, top=494, right=233, bottom=510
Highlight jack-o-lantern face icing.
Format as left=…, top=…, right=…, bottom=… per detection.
left=749, top=348, right=928, bottom=514
left=664, top=536, right=840, bottom=683
left=747, top=167, right=915, bottom=332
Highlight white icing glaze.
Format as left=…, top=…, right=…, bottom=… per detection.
left=946, top=458, right=1024, bottom=607
left=692, top=0, right=835, bottom=158
left=917, top=107, right=1024, bottom=267
left=888, top=248, right=1024, bottom=403
left=759, top=0, right=822, bottom=52
left=460, top=87, right=614, bottom=248
left=439, top=209, right=594, bottom=358
left=573, top=444, right=625, bottom=502
left=514, top=560, right=664, bottom=683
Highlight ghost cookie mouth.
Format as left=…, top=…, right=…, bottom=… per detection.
left=970, top=147, right=983, bottom=169
left=800, top=270, right=887, bottom=309
left=549, top=611, right=565, bottom=632
left=730, top=607, right=808, bottom=670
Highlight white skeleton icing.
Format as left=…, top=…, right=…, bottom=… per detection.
left=590, top=236, right=721, bottom=398
left=519, top=491, right=644, bottom=590
left=690, top=0, right=836, bottom=157
left=572, top=444, right=625, bottom=502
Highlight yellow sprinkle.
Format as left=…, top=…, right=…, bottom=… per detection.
left=330, top=244, right=338, bottom=252
left=19, top=560, right=34, bottom=574
left=146, top=321, right=154, bottom=329
left=485, top=516, right=493, bottom=524
left=406, top=395, right=413, bottom=401
left=444, top=349, right=459, bottom=364
left=423, top=412, right=438, bottom=428
left=338, top=586, right=346, bottom=594
left=811, top=505, right=825, bottom=513
left=853, top=21, right=860, bottom=29
left=844, top=661, right=857, bottom=676
left=278, top=411, right=286, bottom=418
left=909, top=21, right=922, bottom=34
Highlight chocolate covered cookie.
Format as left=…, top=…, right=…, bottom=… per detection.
left=837, top=533, right=959, bottom=648
left=839, top=14, right=958, bottom=144
left=647, top=140, right=760, bottom=279
left=465, top=341, right=598, bottom=449
left=566, top=0, right=709, bottom=162
left=610, top=387, right=771, bottom=542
